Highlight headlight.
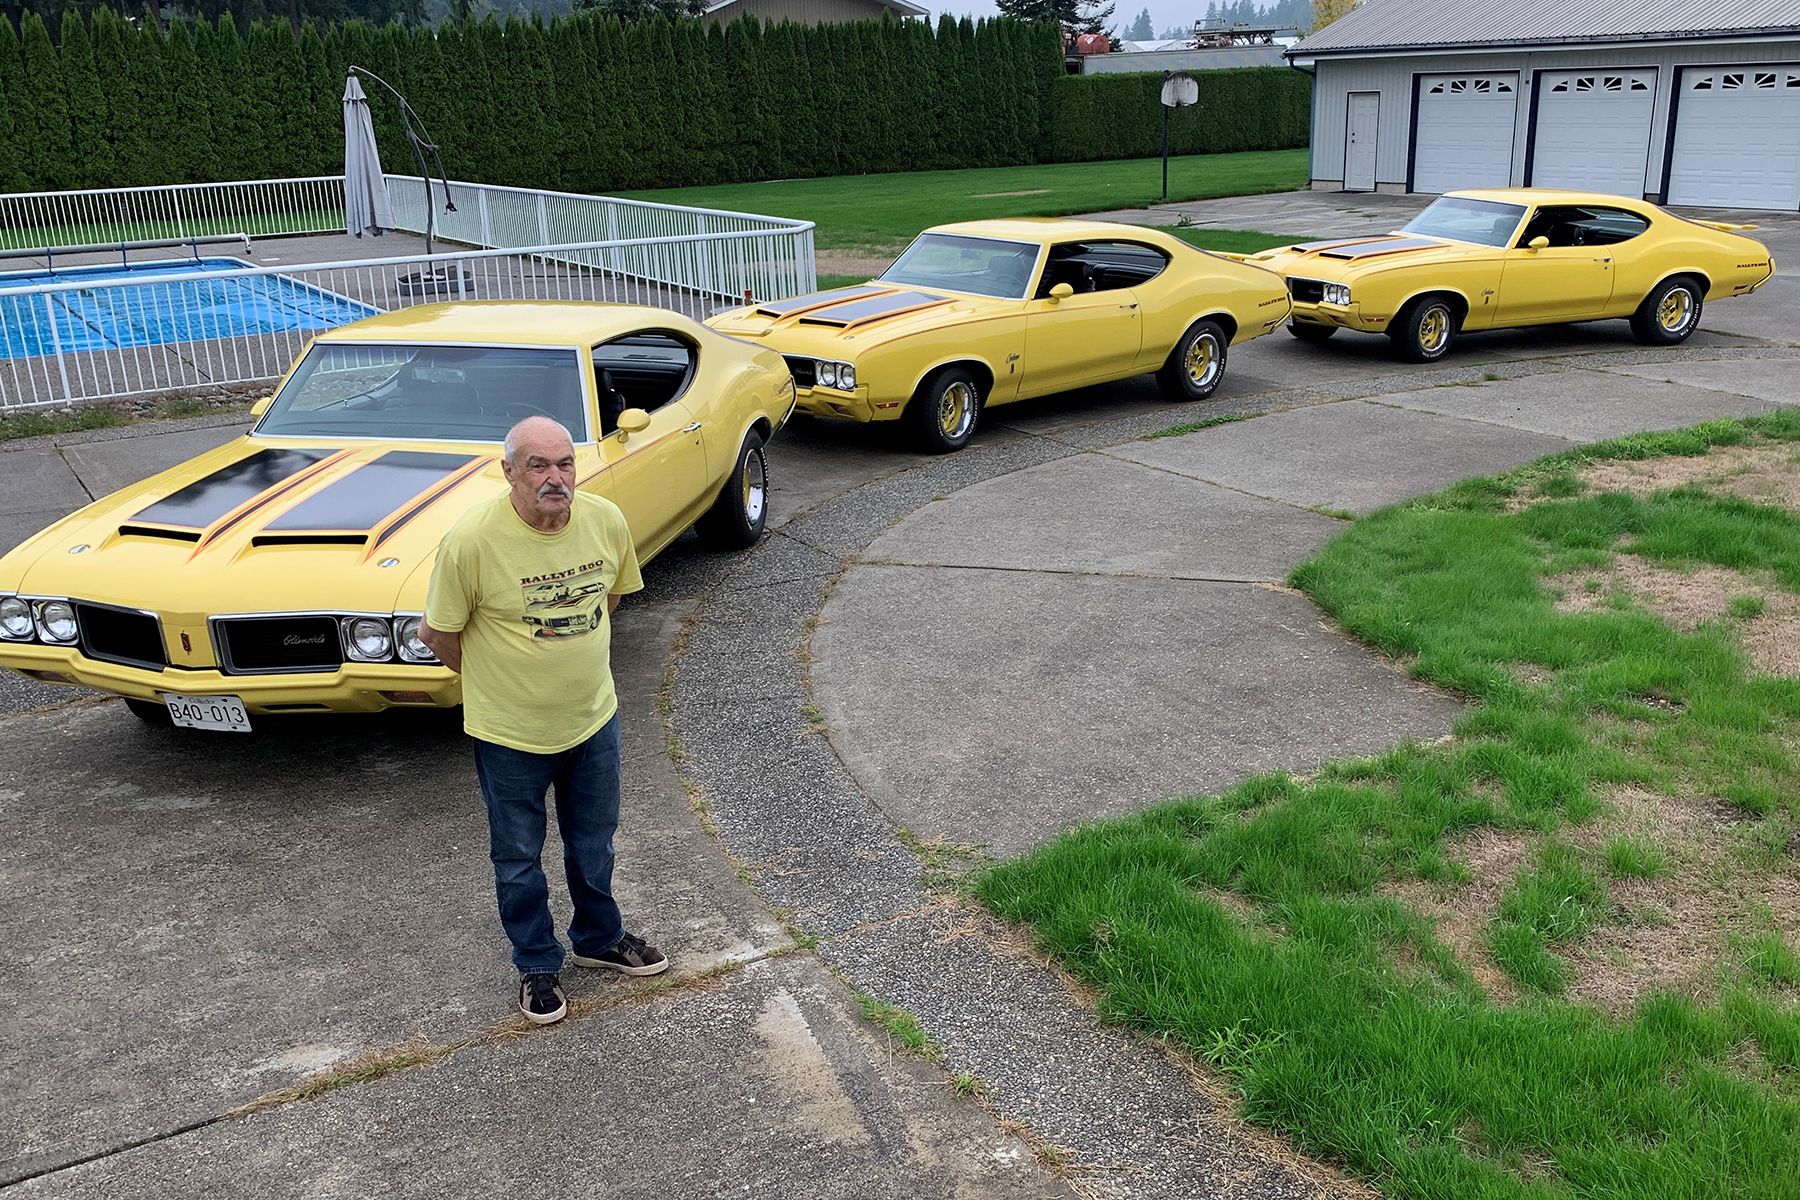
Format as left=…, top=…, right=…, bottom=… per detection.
left=394, top=615, right=436, bottom=663
left=1323, top=283, right=1352, bottom=306
left=837, top=362, right=856, bottom=389
left=342, top=616, right=393, bottom=662
left=0, top=596, right=33, bottom=641
left=34, top=599, right=78, bottom=644
left=813, top=360, right=856, bottom=391
left=816, top=360, right=838, bottom=388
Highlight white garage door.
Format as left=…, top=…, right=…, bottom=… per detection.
left=1413, top=73, right=1518, bottom=193
left=1531, top=69, right=1656, bottom=196
left=1668, top=67, right=1800, bottom=209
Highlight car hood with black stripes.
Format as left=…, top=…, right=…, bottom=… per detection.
left=0, top=435, right=508, bottom=618
left=706, top=283, right=1003, bottom=354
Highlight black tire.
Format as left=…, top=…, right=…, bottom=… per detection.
left=1287, top=321, right=1338, bottom=343
left=124, top=698, right=172, bottom=726
left=694, top=430, right=768, bottom=550
left=1155, top=319, right=1229, bottom=402
left=906, top=366, right=982, bottom=454
left=1389, top=295, right=1459, bottom=363
left=1630, top=275, right=1705, bottom=346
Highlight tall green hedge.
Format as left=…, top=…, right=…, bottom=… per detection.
left=1047, top=68, right=1312, bottom=162
left=0, top=10, right=1305, bottom=194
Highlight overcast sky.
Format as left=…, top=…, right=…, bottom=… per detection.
left=932, top=1, right=1202, bottom=39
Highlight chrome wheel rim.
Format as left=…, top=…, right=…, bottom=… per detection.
left=743, top=446, right=766, bottom=524
left=1659, top=287, right=1694, bottom=333
left=938, top=382, right=974, bottom=440
left=1184, top=332, right=1221, bottom=389
left=1419, top=306, right=1450, bottom=354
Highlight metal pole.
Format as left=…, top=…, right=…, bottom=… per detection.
left=1161, top=106, right=1170, bottom=201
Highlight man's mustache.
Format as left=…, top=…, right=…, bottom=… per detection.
left=537, top=482, right=572, bottom=501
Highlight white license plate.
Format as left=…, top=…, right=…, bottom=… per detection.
left=163, top=693, right=252, bottom=733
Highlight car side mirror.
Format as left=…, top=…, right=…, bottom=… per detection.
left=616, top=408, right=651, bottom=441
left=1527, top=236, right=1550, bottom=251
left=249, top=395, right=273, bottom=418
left=1048, top=282, right=1075, bottom=302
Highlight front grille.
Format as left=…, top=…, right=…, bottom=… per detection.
left=216, top=615, right=343, bottom=675
left=1288, top=278, right=1325, bottom=304
left=782, top=355, right=816, bottom=387
left=75, top=603, right=166, bottom=671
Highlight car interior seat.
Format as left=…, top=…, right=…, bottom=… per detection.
left=598, top=368, right=629, bottom=435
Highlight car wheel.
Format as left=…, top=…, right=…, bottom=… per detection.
left=1631, top=276, right=1704, bottom=346
left=1390, top=295, right=1459, bottom=363
left=695, top=429, right=768, bottom=550
left=1156, top=319, right=1228, bottom=402
left=124, top=698, right=172, bottom=726
left=1287, top=321, right=1338, bottom=343
left=906, top=366, right=982, bottom=454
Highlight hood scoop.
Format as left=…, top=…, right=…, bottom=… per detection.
left=796, top=290, right=950, bottom=329
left=117, top=523, right=202, bottom=543
left=250, top=532, right=369, bottom=547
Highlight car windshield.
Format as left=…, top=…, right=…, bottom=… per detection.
left=255, top=343, right=589, bottom=442
left=1400, top=197, right=1528, bottom=248
left=877, top=233, right=1040, bottom=299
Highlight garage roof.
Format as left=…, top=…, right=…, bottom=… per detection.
left=1293, top=0, right=1800, bottom=57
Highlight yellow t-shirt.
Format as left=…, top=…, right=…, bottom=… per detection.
left=425, top=492, right=644, bottom=754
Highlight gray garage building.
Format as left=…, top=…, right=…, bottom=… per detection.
left=1287, top=0, right=1800, bottom=209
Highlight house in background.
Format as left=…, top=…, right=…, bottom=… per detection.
left=1288, top=0, right=1800, bottom=210
left=703, top=0, right=925, bottom=25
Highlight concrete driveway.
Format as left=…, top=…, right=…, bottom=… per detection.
left=2, top=190, right=1796, bottom=1198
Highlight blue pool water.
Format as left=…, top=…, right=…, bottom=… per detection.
left=0, top=257, right=378, bottom=361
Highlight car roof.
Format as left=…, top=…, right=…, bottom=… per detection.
left=317, top=301, right=691, bottom=347
left=922, top=218, right=1175, bottom=245
left=1447, top=188, right=1654, bottom=211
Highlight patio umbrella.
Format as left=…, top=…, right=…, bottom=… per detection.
left=342, top=74, right=394, bottom=239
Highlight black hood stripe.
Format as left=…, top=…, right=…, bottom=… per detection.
left=1319, top=237, right=1445, bottom=260
left=754, top=285, right=885, bottom=317
left=263, top=451, right=479, bottom=533
left=133, top=448, right=335, bottom=529
left=796, top=290, right=949, bottom=327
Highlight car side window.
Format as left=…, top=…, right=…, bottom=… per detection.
left=591, top=332, right=697, bottom=436
left=1517, top=206, right=1650, bottom=249
left=1034, top=241, right=1170, bottom=298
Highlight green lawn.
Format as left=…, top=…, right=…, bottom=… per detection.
left=620, top=149, right=1310, bottom=251
left=0, top=213, right=340, bottom=254
left=978, top=411, right=1800, bottom=1199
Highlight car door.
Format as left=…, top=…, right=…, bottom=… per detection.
left=1019, top=242, right=1146, bottom=395
left=1495, top=205, right=1620, bottom=324
left=589, top=334, right=709, bottom=556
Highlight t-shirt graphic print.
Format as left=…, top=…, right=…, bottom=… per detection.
left=521, top=557, right=610, bottom=639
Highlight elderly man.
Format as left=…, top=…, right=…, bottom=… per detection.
left=421, top=416, right=667, bottom=1026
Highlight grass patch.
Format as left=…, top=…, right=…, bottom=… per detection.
left=977, top=412, right=1800, bottom=1199
left=0, top=406, right=126, bottom=441
left=1162, top=227, right=1315, bottom=255
left=1730, top=593, right=1769, bottom=619
left=1146, top=413, right=1248, bottom=439
left=853, top=991, right=945, bottom=1063
left=1606, top=836, right=1668, bottom=879
left=621, top=149, right=1308, bottom=250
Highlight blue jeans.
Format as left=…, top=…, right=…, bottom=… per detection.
left=471, top=717, right=625, bottom=975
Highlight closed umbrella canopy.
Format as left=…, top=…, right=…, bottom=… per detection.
left=343, top=75, right=394, bottom=239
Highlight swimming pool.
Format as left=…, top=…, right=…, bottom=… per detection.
left=0, top=257, right=378, bottom=361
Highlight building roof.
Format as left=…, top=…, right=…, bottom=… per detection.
left=704, top=0, right=927, bottom=15
left=1292, top=0, right=1800, bottom=57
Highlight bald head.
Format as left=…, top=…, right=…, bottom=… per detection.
left=503, top=416, right=574, bottom=467
left=501, top=417, right=577, bottom=532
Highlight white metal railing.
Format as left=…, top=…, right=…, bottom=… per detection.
left=0, top=177, right=346, bottom=250
left=0, top=177, right=816, bottom=409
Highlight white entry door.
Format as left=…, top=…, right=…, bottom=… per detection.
left=1346, top=92, right=1379, bottom=191
left=1412, top=72, right=1518, bottom=193
left=1531, top=69, right=1656, bottom=196
left=1667, top=67, right=1800, bottom=209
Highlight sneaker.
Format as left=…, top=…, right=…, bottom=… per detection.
left=570, top=932, right=669, bottom=977
left=518, top=972, right=567, bottom=1025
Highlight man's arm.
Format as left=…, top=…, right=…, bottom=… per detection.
left=608, top=594, right=621, bottom=616
left=418, top=620, right=463, bottom=673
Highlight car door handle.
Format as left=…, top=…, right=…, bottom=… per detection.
left=681, top=422, right=702, bottom=433
left=1121, top=302, right=1138, bottom=310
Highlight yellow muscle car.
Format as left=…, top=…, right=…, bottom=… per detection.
left=705, top=218, right=1292, bottom=453
left=0, top=302, right=794, bottom=730
left=1241, top=189, right=1774, bottom=362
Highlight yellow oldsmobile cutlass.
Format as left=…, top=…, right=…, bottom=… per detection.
left=0, top=302, right=794, bottom=730
left=1242, top=189, right=1774, bottom=362
left=706, top=218, right=1291, bottom=453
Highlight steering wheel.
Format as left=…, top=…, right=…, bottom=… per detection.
left=494, top=403, right=555, bottom=421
